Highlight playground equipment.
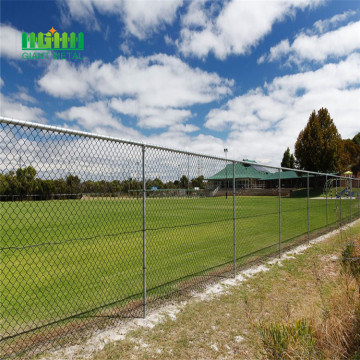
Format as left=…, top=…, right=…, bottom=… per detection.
left=323, top=173, right=354, bottom=199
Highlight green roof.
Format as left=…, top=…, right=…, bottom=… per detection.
left=206, top=163, right=268, bottom=180
left=207, top=165, right=312, bottom=181
left=261, top=171, right=315, bottom=180
left=259, top=171, right=302, bottom=180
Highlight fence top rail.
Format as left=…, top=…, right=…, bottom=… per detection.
left=0, top=115, right=353, bottom=180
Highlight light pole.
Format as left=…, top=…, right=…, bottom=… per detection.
left=224, top=148, right=228, bottom=199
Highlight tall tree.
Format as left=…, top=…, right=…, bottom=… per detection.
left=179, top=175, right=189, bottom=188
left=281, top=148, right=295, bottom=168
left=16, top=166, right=37, bottom=196
left=353, top=132, right=360, bottom=147
left=352, top=158, right=360, bottom=176
left=281, top=148, right=291, bottom=168
left=294, top=108, right=343, bottom=172
left=289, top=154, right=295, bottom=169
left=341, top=139, right=360, bottom=170
left=66, top=174, right=81, bottom=193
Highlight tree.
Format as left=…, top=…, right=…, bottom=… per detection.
left=289, top=154, right=295, bottom=169
left=281, top=148, right=295, bottom=168
left=341, top=139, right=360, bottom=170
left=179, top=175, right=189, bottom=189
left=146, top=178, right=164, bottom=190
left=0, top=174, right=10, bottom=195
left=164, top=181, right=175, bottom=189
left=352, top=158, right=360, bottom=176
left=281, top=148, right=291, bottom=168
left=294, top=108, right=343, bottom=172
left=353, top=132, right=360, bottom=147
left=191, top=175, right=205, bottom=189
left=16, top=166, right=37, bottom=196
left=66, top=174, right=81, bottom=193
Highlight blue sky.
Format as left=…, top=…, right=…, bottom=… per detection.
left=1, top=0, right=359, bottom=165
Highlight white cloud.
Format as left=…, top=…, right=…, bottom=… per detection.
left=62, top=0, right=182, bottom=39
left=120, top=0, right=183, bottom=39
left=38, top=60, right=91, bottom=99
left=262, top=20, right=360, bottom=65
left=110, top=98, right=193, bottom=129
left=119, top=40, right=132, bottom=55
left=205, top=54, right=360, bottom=165
left=177, top=0, right=323, bottom=59
left=12, top=92, right=37, bottom=104
left=38, top=54, right=233, bottom=129
left=180, top=0, right=210, bottom=28
left=265, top=39, right=291, bottom=63
left=0, top=24, right=23, bottom=59
left=0, top=93, right=46, bottom=123
left=147, top=130, right=226, bottom=160
left=38, top=55, right=233, bottom=104
left=164, top=34, right=175, bottom=47
left=11, top=86, right=37, bottom=104
left=60, top=0, right=100, bottom=30
left=313, top=9, right=357, bottom=33
left=0, top=78, right=4, bottom=87
left=56, top=101, right=142, bottom=139
left=168, top=123, right=199, bottom=133
left=257, top=54, right=266, bottom=65
left=54, top=100, right=230, bottom=164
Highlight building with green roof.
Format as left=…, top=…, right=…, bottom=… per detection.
left=206, top=161, right=310, bottom=191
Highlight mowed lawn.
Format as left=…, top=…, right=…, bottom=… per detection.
left=1, top=195, right=358, bottom=338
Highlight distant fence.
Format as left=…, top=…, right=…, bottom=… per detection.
left=1, top=116, right=359, bottom=358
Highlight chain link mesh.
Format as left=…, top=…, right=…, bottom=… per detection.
left=1, top=119, right=359, bottom=358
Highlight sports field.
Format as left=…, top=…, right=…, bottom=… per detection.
left=1, top=195, right=359, bottom=340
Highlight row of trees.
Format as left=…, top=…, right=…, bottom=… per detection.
left=0, top=167, right=206, bottom=200
left=281, top=108, right=360, bottom=174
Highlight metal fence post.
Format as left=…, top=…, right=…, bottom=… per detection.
left=325, top=175, right=328, bottom=231
left=340, top=178, right=342, bottom=227
left=307, top=173, right=310, bottom=243
left=187, top=154, right=190, bottom=194
left=278, top=168, right=281, bottom=258
left=225, top=149, right=228, bottom=199
left=350, top=175, right=352, bottom=223
left=142, top=145, right=147, bottom=318
left=233, top=161, right=236, bottom=278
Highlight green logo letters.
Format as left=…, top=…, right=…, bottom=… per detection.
left=22, top=28, right=84, bottom=60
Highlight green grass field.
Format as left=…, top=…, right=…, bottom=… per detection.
left=1, top=195, right=359, bottom=343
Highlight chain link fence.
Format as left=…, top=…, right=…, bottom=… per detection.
left=1, top=117, right=359, bottom=358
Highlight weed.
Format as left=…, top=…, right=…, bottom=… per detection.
left=312, top=272, right=359, bottom=358
left=342, top=240, right=360, bottom=279
left=258, top=319, right=318, bottom=359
